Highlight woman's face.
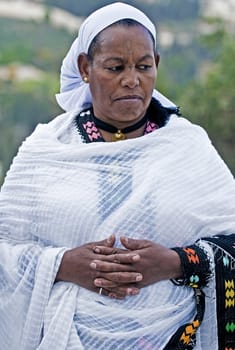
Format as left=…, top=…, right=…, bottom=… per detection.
left=79, top=24, right=159, bottom=128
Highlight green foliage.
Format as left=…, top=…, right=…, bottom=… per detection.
left=0, top=17, right=73, bottom=184
left=0, top=18, right=73, bottom=71
left=0, top=6, right=234, bottom=184
left=0, top=77, right=62, bottom=183
left=179, top=33, right=235, bottom=175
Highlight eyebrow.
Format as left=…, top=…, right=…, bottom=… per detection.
left=104, top=54, right=154, bottom=63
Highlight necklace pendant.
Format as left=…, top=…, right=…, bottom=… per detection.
left=112, top=130, right=126, bottom=141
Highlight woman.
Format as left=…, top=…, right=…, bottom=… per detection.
left=0, top=3, right=234, bottom=349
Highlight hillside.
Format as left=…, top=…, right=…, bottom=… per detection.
left=0, top=0, right=234, bottom=182
left=0, top=0, right=209, bottom=99
left=0, top=16, right=74, bottom=179
left=0, top=18, right=73, bottom=71
left=42, top=0, right=200, bottom=23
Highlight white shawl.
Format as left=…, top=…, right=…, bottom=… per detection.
left=1, top=3, right=235, bottom=349
left=0, top=108, right=235, bottom=349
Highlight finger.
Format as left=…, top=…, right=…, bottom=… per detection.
left=106, top=234, right=116, bottom=247
left=90, top=260, right=130, bottom=272
left=94, top=278, right=121, bottom=289
left=97, top=286, right=126, bottom=299
left=97, top=271, right=143, bottom=284
left=90, top=259, right=136, bottom=272
left=108, top=291, right=126, bottom=299
left=93, top=246, right=125, bottom=255
left=94, top=235, right=116, bottom=249
left=96, top=252, right=140, bottom=264
left=108, top=286, right=137, bottom=299
left=94, top=279, right=140, bottom=296
left=112, top=286, right=140, bottom=297
left=120, top=236, right=147, bottom=250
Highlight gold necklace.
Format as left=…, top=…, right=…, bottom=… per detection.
left=92, top=112, right=148, bottom=142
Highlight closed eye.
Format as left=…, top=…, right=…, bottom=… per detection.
left=106, top=65, right=124, bottom=72
left=137, top=64, right=152, bottom=71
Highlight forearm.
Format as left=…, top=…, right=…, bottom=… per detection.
left=0, top=239, right=65, bottom=292
left=0, top=239, right=66, bottom=348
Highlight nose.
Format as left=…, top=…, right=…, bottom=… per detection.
left=121, top=68, right=139, bottom=88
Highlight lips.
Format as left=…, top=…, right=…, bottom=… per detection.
left=115, top=95, right=142, bottom=101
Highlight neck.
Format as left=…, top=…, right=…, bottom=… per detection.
left=92, top=110, right=148, bottom=142
left=100, top=125, right=146, bottom=142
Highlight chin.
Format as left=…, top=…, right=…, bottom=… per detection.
left=114, top=108, right=146, bottom=121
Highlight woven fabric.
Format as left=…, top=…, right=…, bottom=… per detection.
left=201, top=235, right=235, bottom=349
left=0, top=108, right=235, bottom=349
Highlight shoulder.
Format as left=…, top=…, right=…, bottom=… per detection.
left=28, top=110, right=81, bottom=143
left=166, top=116, right=234, bottom=179
left=44, top=110, right=78, bottom=131
left=13, top=110, right=82, bottom=160
left=165, top=116, right=211, bottom=144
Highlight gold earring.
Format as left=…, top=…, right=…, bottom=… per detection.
left=83, top=76, right=88, bottom=83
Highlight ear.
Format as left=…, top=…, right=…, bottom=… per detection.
left=155, top=53, right=160, bottom=68
left=77, top=53, right=90, bottom=80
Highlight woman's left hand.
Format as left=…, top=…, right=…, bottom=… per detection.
left=91, top=236, right=182, bottom=297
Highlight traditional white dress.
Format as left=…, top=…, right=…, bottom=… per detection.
left=0, top=107, right=235, bottom=349
left=1, top=3, right=235, bottom=349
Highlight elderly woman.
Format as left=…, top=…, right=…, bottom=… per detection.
left=0, top=2, right=234, bottom=350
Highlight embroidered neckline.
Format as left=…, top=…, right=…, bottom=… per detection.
left=92, top=111, right=148, bottom=141
left=75, top=108, right=159, bottom=143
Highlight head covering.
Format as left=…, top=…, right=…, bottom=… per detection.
left=56, top=2, right=174, bottom=112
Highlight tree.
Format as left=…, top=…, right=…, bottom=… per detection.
left=0, top=77, right=61, bottom=184
left=179, top=29, right=235, bottom=175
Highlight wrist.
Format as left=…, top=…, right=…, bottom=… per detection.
left=171, top=244, right=211, bottom=288
left=55, top=250, right=72, bottom=282
left=168, top=249, right=183, bottom=280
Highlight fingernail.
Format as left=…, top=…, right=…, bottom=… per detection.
left=90, top=262, right=96, bottom=269
left=109, top=293, right=117, bottom=298
left=107, top=235, right=114, bottom=244
left=132, top=254, right=140, bottom=262
left=127, top=288, right=139, bottom=295
left=94, top=247, right=100, bottom=253
left=94, top=279, right=102, bottom=286
left=136, top=274, right=143, bottom=282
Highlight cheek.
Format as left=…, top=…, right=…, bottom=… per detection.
left=144, top=76, right=156, bottom=94
left=89, top=81, right=113, bottom=110
left=154, top=70, right=158, bottom=83
left=90, top=78, right=114, bottom=100
left=149, top=75, right=157, bottom=92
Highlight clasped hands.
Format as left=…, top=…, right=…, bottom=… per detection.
left=56, top=235, right=181, bottom=299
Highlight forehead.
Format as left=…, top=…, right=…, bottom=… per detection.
left=94, top=24, right=155, bottom=55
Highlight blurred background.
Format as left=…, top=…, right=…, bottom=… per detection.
left=0, top=0, right=235, bottom=185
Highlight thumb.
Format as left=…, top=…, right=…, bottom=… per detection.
left=96, top=234, right=115, bottom=247
left=120, top=236, right=143, bottom=250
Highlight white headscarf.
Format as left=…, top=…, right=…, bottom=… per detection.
left=56, top=2, right=175, bottom=112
